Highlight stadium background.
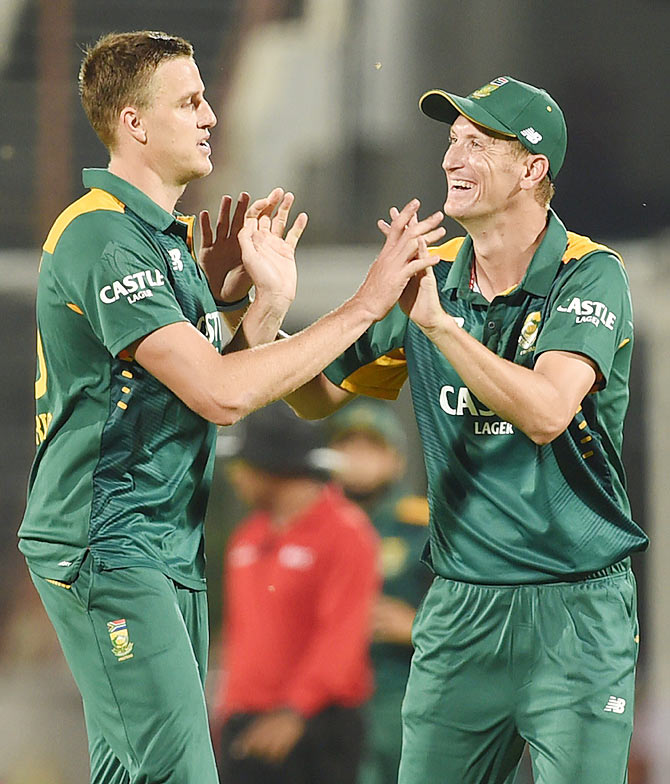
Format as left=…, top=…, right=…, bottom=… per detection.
left=0, top=0, right=667, bottom=781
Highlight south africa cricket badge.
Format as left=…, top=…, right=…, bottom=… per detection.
left=107, top=618, right=134, bottom=661
left=518, top=311, right=542, bottom=354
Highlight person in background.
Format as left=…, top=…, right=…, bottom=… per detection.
left=327, top=399, right=432, bottom=784
left=214, top=401, right=380, bottom=784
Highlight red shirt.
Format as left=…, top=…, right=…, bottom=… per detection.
left=215, top=484, right=380, bottom=718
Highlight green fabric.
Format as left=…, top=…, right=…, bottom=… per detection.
left=419, top=76, right=567, bottom=178
left=399, top=562, right=638, bottom=784
left=325, top=211, right=648, bottom=584
left=30, top=558, right=218, bottom=784
left=20, top=169, right=222, bottom=590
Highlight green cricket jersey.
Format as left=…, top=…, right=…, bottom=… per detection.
left=325, top=211, right=648, bottom=584
left=19, top=169, right=223, bottom=590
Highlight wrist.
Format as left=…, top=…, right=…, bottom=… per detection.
left=214, top=293, right=251, bottom=312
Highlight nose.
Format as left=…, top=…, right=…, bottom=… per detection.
left=200, top=99, right=217, bottom=129
left=443, top=140, right=463, bottom=172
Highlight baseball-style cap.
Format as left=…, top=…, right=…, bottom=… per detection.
left=419, top=76, right=567, bottom=179
left=233, top=401, right=335, bottom=478
left=327, top=399, right=407, bottom=453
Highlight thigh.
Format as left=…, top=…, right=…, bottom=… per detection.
left=31, top=561, right=219, bottom=784
left=522, top=570, right=638, bottom=784
left=398, top=577, right=525, bottom=784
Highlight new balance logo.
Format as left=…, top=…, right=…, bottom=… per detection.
left=603, top=696, right=626, bottom=714
left=520, top=127, right=543, bottom=144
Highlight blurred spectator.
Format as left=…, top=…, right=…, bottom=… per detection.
left=327, top=399, right=432, bottom=784
left=214, top=401, right=380, bottom=784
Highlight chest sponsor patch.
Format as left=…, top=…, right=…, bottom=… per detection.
left=439, top=385, right=514, bottom=436
left=99, top=269, right=166, bottom=305
left=556, top=297, right=617, bottom=330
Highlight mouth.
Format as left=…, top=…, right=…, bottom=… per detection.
left=198, top=138, right=211, bottom=154
left=449, top=179, right=475, bottom=193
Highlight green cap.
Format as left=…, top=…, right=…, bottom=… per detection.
left=327, top=399, right=407, bottom=452
left=419, top=76, right=567, bottom=179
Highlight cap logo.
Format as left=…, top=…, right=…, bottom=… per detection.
left=520, top=127, right=543, bottom=144
left=470, top=77, right=508, bottom=100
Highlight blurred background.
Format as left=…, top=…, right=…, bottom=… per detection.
left=0, top=0, right=668, bottom=781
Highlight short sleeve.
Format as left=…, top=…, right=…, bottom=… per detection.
left=534, top=252, right=633, bottom=386
left=323, top=305, right=409, bottom=399
left=62, top=233, right=187, bottom=358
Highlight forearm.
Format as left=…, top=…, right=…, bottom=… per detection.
left=284, top=372, right=354, bottom=420
left=422, top=315, right=581, bottom=443
left=223, top=293, right=291, bottom=353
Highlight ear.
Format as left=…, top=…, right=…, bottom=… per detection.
left=519, top=154, right=550, bottom=191
left=119, top=106, right=147, bottom=144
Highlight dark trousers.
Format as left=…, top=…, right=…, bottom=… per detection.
left=219, top=705, right=364, bottom=784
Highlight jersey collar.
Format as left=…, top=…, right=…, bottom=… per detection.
left=442, top=209, right=568, bottom=299
left=82, top=168, right=185, bottom=233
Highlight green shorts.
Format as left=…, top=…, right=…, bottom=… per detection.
left=399, top=560, right=638, bottom=784
left=29, top=555, right=218, bottom=784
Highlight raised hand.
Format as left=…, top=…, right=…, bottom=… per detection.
left=198, top=188, right=285, bottom=302
left=237, top=194, right=308, bottom=308
left=354, top=199, right=445, bottom=322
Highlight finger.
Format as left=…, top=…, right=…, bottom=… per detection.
left=199, top=209, right=213, bottom=247
left=388, top=199, right=420, bottom=242
left=417, top=236, right=429, bottom=259
left=229, top=192, right=250, bottom=236
left=284, top=211, right=308, bottom=249
left=246, top=188, right=283, bottom=220
left=271, top=192, right=295, bottom=236
left=408, top=210, right=444, bottom=236
left=405, top=253, right=441, bottom=277
left=215, top=195, right=233, bottom=236
left=377, top=219, right=391, bottom=237
left=259, top=187, right=285, bottom=220
left=259, top=214, right=272, bottom=231
left=420, top=226, right=447, bottom=246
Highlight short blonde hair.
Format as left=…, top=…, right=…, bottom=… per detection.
left=79, top=31, right=193, bottom=151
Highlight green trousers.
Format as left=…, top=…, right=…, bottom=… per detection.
left=30, top=555, right=219, bottom=784
left=399, top=561, right=638, bottom=784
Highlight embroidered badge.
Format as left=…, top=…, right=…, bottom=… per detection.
left=518, top=311, right=542, bottom=353
left=107, top=619, right=134, bottom=661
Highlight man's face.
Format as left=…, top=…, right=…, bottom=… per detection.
left=139, top=56, right=217, bottom=186
left=331, top=432, right=404, bottom=497
left=442, top=114, right=525, bottom=225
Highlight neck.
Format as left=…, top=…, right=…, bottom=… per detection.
left=108, top=155, right=186, bottom=214
left=267, top=479, right=325, bottom=530
left=463, top=202, right=549, bottom=300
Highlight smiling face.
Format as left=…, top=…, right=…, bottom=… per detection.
left=442, top=114, right=528, bottom=227
left=138, top=56, right=217, bottom=186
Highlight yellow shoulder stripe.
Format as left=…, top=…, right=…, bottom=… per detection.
left=429, top=236, right=466, bottom=262
left=340, top=348, right=407, bottom=400
left=43, top=188, right=125, bottom=254
left=395, top=495, right=430, bottom=526
left=562, top=232, right=622, bottom=265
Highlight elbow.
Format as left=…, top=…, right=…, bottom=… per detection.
left=525, top=415, right=570, bottom=446
left=197, top=387, right=257, bottom=427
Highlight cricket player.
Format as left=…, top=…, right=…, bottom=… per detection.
left=19, top=30, right=443, bottom=783
left=327, top=399, right=432, bottom=784
left=286, top=76, right=648, bottom=783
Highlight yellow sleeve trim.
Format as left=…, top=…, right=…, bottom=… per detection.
left=395, top=495, right=430, bottom=526
left=339, top=349, right=407, bottom=400
left=562, top=232, right=623, bottom=265
left=117, top=401, right=128, bottom=411
left=66, top=303, right=84, bottom=315
left=43, top=188, right=125, bottom=254
left=429, top=237, right=466, bottom=262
